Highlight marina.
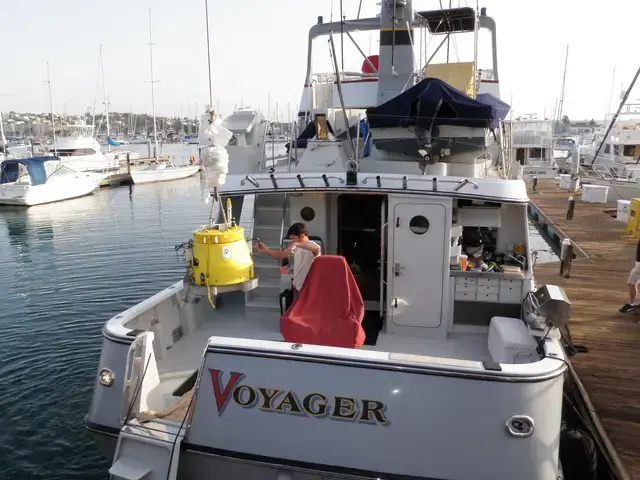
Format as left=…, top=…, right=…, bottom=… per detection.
left=529, top=180, right=640, bottom=479
left=1, top=0, right=639, bottom=479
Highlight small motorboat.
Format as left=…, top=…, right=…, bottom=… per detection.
left=130, top=162, right=200, bottom=185
left=0, top=156, right=104, bottom=206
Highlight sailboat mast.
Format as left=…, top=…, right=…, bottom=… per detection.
left=204, top=0, right=214, bottom=110
left=0, top=108, right=6, bottom=148
left=148, top=8, right=159, bottom=157
left=100, top=45, right=111, bottom=152
left=46, top=62, right=57, bottom=155
left=557, top=45, right=569, bottom=129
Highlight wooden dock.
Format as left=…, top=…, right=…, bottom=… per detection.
left=99, top=156, right=173, bottom=187
left=529, top=180, right=640, bottom=479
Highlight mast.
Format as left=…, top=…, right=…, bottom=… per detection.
left=0, top=109, right=6, bottom=148
left=557, top=45, right=569, bottom=131
left=592, top=64, right=640, bottom=165
left=147, top=9, right=159, bottom=157
left=100, top=44, right=111, bottom=152
left=204, top=0, right=214, bottom=110
left=604, top=66, right=616, bottom=126
left=46, top=62, right=57, bottom=155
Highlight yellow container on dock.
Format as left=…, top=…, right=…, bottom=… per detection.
left=626, top=198, right=640, bottom=237
left=191, top=225, right=254, bottom=287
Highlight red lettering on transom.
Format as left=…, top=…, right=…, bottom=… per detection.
left=209, top=369, right=244, bottom=415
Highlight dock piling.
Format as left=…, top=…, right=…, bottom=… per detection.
left=566, top=196, right=575, bottom=220
left=559, top=238, right=573, bottom=278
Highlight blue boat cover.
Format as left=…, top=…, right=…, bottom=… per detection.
left=0, top=156, right=58, bottom=186
left=107, top=136, right=121, bottom=147
left=366, top=77, right=496, bottom=130
left=476, top=92, right=511, bottom=129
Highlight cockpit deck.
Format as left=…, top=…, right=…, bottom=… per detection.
left=120, top=287, right=513, bottom=415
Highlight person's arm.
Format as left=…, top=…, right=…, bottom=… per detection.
left=257, top=242, right=291, bottom=260
left=293, top=241, right=321, bottom=257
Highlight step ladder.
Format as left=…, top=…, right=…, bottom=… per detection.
left=109, top=421, right=184, bottom=480
left=246, top=193, right=289, bottom=318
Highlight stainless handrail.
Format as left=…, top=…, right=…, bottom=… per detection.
left=279, top=193, right=289, bottom=247
left=258, top=120, right=270, bottom=173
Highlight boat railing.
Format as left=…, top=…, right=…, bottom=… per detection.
left=279, top=193, right=289, bottom=246
left=258, top=120, right=270, bottom=173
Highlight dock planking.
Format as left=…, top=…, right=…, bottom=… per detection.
left=529, top=180, right=640, bottom=478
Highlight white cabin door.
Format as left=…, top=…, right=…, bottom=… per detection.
left=391, top=203, right=446, bottom=328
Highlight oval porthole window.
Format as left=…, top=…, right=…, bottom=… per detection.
left=300, top=206, right=316, bottom=222
left=409, top=215, right=430, bottom=235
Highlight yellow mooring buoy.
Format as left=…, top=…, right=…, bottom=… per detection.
left=183, top=197, right=258, bottom=308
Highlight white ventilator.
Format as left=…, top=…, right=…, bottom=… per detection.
left=198, top=109, right=233, bottom=203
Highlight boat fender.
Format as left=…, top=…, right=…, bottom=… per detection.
left=559, top=423, right=597, bottom=480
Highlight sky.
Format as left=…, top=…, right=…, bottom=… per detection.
left=1, top=0, right=639, bottom=122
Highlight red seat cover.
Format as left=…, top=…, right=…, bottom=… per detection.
left=280, top=255, right=366, bottom=348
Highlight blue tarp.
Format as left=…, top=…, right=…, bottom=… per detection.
left=0, top=157, right=57, bottom=186
left=475, top=92, right=511, bottom=129
left=366, top=77, right=495, bottom=130
left=107, top=136, right=121, bottom=147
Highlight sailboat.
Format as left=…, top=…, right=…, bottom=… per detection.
left=129, top=9, right=199, bottom=185
left=97, top=45, right=141, bottom=163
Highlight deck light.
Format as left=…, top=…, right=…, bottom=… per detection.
left=99, top=368, right=115, bottom=387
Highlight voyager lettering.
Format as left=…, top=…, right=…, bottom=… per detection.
left=209, top=369, right=390, bottom=426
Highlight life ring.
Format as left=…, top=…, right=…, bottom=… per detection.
left=189, top=155, right=196, bottom=165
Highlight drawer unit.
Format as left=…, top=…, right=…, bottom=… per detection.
left=477, top=277, right=500, bottom=287
left=476, top=285, right=499, bottom=295
left=476, top=293, right=499, bottom=302
left=455, top=283, right=477, bottom=293
left=499, top=287, right=522, bottom=303
left=454, top=291, right=476, bottom=301
left=452, top=275, right=525, bottom=304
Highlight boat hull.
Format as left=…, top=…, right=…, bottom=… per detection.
left=130, top=166, right=200, bottom=184
left=0, top=174, right=102, bottom=206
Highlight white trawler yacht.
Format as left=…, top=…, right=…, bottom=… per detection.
left=50, top=123, right=120, bottom=173
left=86, top=4, right=575, bottom=480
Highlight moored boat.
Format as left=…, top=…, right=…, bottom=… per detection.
left=130, top=163, right=200, bottom=185
left=85, top=3, right=596, bottom=479
left=0, top=156, right=103, bottom=206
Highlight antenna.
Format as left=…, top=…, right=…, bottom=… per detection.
left=45, top=62, right=57, bottom=155
left=146, top=8, right=160, bottom=157
left=204, top=0, right=214, bottom=111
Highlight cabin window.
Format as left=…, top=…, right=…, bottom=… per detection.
left=315, top=114, right=328, bottom=140
left=54, top=148, right=96, bottom=156
left=529, top=148, right=546, bottom=159
left=604, top=144, right=610, bottom=154
left=623, top=145, right=636, bottom=157
left=409, top=215, right=430, bottom=235
left=613, top=145, right=621, bottom=156
left=300, top=206, right=316, bottom=222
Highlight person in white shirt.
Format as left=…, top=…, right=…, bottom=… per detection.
left=256, top=222, right=321, bottom=297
